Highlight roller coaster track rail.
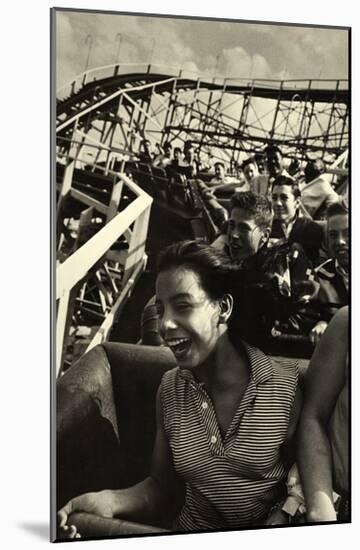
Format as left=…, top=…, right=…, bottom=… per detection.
left=56, top=63, right=349, bottom=165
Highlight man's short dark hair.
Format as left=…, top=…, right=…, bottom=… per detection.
left=255, top=152, right=265, bottom=162
left=272, top=175, right=301, bottom=199
left=230, top=191, right=273, bottom=230
left=242, top=157, right=257, bottom=169
left=327, top=200, right=349, bottom=219
left=184, top=140, right=193, bottom=151
left=214, top=161, right=225, bottom=169
left=265, top=144, right=283, bottom=158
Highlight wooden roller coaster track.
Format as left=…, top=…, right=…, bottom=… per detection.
left=54, top=64, right=349, bottom=376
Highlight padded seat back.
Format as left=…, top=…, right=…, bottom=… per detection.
left=56, top=342, right=175, bottom=508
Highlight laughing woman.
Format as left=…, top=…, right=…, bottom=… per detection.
left=58, top=240, right=301, bottom=537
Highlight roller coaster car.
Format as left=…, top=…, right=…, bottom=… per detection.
left=56, top=342, right=178, bottom=537
left=56, top=338, right=309, bottom=539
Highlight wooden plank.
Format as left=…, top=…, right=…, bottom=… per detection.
left=123, top=206, right=151, bottom=283
left=95, top=270, right=114, bottom=308
left=85, top=256, right=146, bottom=352
left=56, top=192, right=152, bottom=300
left=103, top=262, right=119, bottom=294
left=325, top=167, right=348, bottom=176
left=122, top=91, right=163, bottom=130
left=70, top=188, right=108, bottom=215
left=106, top=177, right=124, bottom=222
left=57, top=120, right=79, bottom=209
left=105, top=249, right=127, bottom=264
left=58, top=159, right=75, bottom=202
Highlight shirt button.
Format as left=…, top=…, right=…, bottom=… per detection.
left=210, top=435, right=217, bottom=444
left=201, top=402, right=208, bottom=410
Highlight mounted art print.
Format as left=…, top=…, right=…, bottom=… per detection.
left=51, top=6, right=350, bottom=542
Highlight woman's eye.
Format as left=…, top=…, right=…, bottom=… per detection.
left=176, top=303, right=191, bottom=312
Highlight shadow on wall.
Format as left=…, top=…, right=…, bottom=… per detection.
left=17, top=522, right=49, bottom=541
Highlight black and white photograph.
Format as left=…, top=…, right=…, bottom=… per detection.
left=51, top=3, right=351, bottom=544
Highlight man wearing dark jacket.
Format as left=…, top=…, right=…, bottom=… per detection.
left=212, top=191, right=320, bottom=345
left=310, top=201, right=349, bottom=344
left=270, top=175, right=324, bottom=264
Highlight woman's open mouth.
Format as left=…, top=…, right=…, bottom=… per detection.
left=166, top=337, right=192, bottom=360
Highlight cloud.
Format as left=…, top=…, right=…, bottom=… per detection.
left=220, top=47, right=272, bottom=79
left=56, top=11, right=202, bottom=88
left=246, top=24, right=348, bottom=79
left=55, top=11, right=348, bottom=92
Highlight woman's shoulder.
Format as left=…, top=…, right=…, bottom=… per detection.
left=270, top=356, right=299, bottom=388
left=243, top=342, right=299, bottom=386
left=161, top=366, right=180, bottom=386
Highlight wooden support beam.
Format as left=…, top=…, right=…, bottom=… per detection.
left=57, top=77, right=175, bottom=133
left=106, top=177, right=124, bottom=222
left=102, top=263, right=119, bottom=294
left=85, top=256, right=146, bottom=352
left=70, top=188, right=108, bottom=215
left=56, top=190, right=152, bottom=300
left=122, top=91, right=164, bottom=131
left=95, top=270, right=114, bottom=308
left=122, top=206, right=151, bottom=283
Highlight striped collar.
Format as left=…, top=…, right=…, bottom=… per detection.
left=243, top=341, right=274, bottom=385
left=178, top=341, right=273, bottom=387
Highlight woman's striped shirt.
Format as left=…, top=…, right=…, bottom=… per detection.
left=160, top=342, right=298, bottom=531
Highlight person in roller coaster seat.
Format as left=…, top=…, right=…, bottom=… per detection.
left=58, top=240, right=302, bottom=537
left=309, top=200, right=349, bottom=345
left=153, top=141, right=173, bottom=169
left=270, top=175, right=324, bottom=265
left=138, top=139, right=154, bottom=163
left=300, top=158, right=340, bottom=220
left=242, top=157, right=269, bottom=197
left=298, top=306, right=349, bottom=522
left=178, top=142, right=199, bottom=178
left=209, top=162, right=234, bottom=186
left=265, top=144, right=291, bottom=183
left=212, top=191, right=320, bottom=344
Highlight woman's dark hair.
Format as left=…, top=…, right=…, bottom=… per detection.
left=157, top=240, right=238, bottom=301
left=156, top=240, right=270, bottom=349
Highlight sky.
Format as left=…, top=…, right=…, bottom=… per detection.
left=56, top=10, right=349, bottom=91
